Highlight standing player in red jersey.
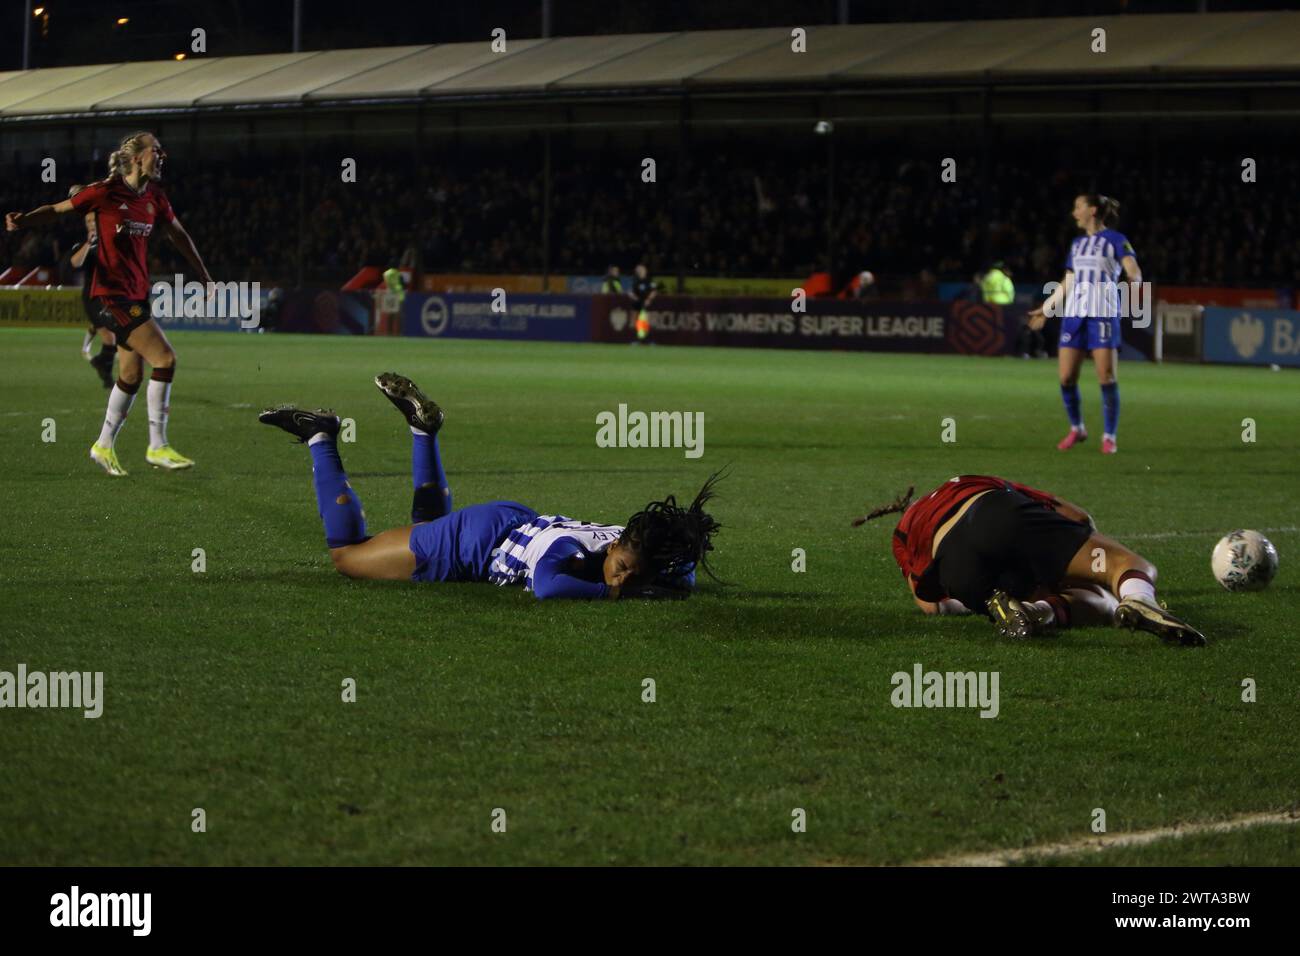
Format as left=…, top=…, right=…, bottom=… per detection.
left=6, top=131, right=212, bottom=476
left=854, top=475, right=1205, bottom=645
left=68, top=184, right=118, bottom=389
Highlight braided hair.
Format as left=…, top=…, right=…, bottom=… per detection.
left=621, top=470, right=724, bottom=581
left=850, top=485, right=914, bottom=527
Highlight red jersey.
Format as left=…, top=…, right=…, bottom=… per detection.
left=69, top=178, right=176, bottom=300
left=892, top=475, right=1060, bottom=588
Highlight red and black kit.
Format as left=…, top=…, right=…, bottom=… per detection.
left=69, top=177, right=176, bottom=346
left=893, top=475, right=1093, bottom=608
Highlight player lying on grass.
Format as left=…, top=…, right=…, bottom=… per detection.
left=855, top=475, right=1205, bottom=645
left=259, top=373, right=721, bottom=600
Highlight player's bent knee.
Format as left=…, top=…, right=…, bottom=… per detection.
left=329, top=547, right=358, bottom=578
left=1118, top=553, right=1157, bottom=585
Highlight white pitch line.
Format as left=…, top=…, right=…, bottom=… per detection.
left=1122, top=526, right=1299, bottom=541
left=915, top=809, right=1300, bottom=867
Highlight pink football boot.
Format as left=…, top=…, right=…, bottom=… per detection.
left=1057, top=426, right=1087, bottom=451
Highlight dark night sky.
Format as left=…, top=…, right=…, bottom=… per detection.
left=4, top=0, right=1297, bottom=71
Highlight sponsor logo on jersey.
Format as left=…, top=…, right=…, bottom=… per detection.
left=115, top=220, right=154, bottom=238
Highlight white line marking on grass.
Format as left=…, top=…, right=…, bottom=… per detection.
left=1123, top=526, right=1299, bottom=541
left=915, top=809, right=1300, bottom=867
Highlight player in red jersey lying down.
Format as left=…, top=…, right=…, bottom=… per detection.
left=855, top=475, right=1205, bottom=646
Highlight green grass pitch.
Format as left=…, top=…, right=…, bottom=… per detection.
left=2, top=328, right=1297, bottom=865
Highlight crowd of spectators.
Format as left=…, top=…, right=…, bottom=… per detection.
left=3, top=141, right=1297, bottom=291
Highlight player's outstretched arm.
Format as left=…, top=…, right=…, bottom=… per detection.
left=1028, top=270, right=1071, bottom=330
left=161, top=217, right=213, bottom=284
left=5, top=199, right=76, bottom=232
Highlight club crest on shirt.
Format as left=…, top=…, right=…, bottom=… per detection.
left=147, top=202, right=155, bottom=215
left=129, top=305, right=142, bottom=318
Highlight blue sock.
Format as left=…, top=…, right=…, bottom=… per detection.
left=1060, top=384, right=1083, bottom=429
left=1101, top=382, right=1120, bottom=436
left=410, top=430, right=451, bottom=523
left=309, top=439, right=368, bottom=548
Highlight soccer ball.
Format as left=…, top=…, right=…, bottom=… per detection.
left=1211, top=530, right=1278, bottom=591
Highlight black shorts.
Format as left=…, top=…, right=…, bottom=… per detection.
left=93, top=297, right=151, bottom=349
left=933, top=488, right=1093, bottom=611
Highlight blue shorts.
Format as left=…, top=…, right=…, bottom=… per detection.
left=408, top=501, right=538, bottom=583
left=1059, top=316, right=1120, bottom=351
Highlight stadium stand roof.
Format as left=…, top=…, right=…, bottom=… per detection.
left=1, top=11, right=1297, bottom=119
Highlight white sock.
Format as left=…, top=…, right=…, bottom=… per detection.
left=1118, top=575, right=1156, bottom=602
left=409, top=425, right=428, bottom=437
left=1064, top=587, right=1119, bottom=623
left=147, top=378, right=172, bottom=449
left=307, top=432, right=333, bottom=446
left=97, top=385, right=136, bottom=448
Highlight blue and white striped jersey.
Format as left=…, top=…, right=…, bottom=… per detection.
left=487, top=516, right=623, bottom=591
left=1064, top=229, right=1136, bottom=319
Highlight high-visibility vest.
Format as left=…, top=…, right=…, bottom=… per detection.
left=980, top=268, right=1014, bottom=305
